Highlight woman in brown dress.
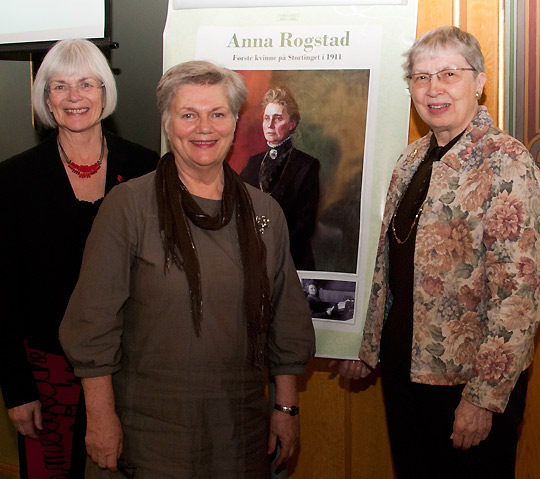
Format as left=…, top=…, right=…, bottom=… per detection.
left=60, top=61, right=315, bottom=478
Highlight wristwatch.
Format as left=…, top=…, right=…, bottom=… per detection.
left=274, top=403, right=299, bottom=416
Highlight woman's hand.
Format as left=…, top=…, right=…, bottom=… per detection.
left=270, top=374, right=299, bottom=466
left=329, top=359, right=373, bottom=380
left=82, top=375, right=122, bottom=471
left=85, top=408, right=123, bottom=470
left=8, top=400, right=43, bottom=439
left=451, top=398, right=493, bottom=450
left=268, top=409, right=299, bottom=467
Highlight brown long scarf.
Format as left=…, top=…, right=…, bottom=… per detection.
left=155, top=152, right=272, bottom=366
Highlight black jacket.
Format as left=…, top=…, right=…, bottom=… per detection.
left=241, top=146, right=319, bottom=270
left=0, top=131, right=158, bottom=408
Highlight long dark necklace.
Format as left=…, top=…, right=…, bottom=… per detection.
left=58, top=133, right=105, bottom=179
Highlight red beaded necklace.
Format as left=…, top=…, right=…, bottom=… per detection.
left=57, top=134, right=105, bottom=179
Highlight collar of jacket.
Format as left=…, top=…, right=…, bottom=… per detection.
left=405, top=106, right=493, bottom=174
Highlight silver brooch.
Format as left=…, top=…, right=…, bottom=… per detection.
left=269, top=149, right=278, bottom=159
left=256, top=215, right=270, bottom=234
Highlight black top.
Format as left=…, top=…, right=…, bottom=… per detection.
left=381, top=132, right=463, bottom=379
left=241, top=139, right=320, bottom=270
left=0, top=131, right=158, bottom=408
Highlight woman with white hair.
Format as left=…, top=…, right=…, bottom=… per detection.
left=0, top=39, right=157, bottom=478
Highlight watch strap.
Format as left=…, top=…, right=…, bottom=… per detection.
left=273, top=403, right=299, bottom=416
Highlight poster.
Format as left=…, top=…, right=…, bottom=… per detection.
left=163, top=1, right=418, bottom=359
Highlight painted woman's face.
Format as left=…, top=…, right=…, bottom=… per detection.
left=262, top=102, right=297, bottom=146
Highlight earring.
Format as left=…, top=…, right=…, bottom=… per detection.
left=475, top=92, right=481, bottom=99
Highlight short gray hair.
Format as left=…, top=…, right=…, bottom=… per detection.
left=157, top=60, right=247, bottom=130
left=32, top=39, right=117, bottom=129
left=402, top=26, right=485, bottom=80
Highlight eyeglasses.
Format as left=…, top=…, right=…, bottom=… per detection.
left=46, top=79, right=104, bottom=97
left=407, top=67, right=476, bottom=88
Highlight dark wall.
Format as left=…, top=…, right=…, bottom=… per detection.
left=0, top=0, right=169, bottom=161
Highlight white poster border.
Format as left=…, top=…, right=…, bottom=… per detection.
left=172, top=0, right=407, bottom=9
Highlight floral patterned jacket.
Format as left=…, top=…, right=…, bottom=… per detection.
left=359, top=106, right=540, bottom=413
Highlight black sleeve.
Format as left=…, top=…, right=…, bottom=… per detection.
left=0, top=159, right=40, bottom=408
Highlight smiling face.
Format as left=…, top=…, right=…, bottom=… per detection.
left=46, top=73, right=104, bottom=134
left=262, top=102, right=297, bottom=146
left=166, top=83, right=236, bottom=176
left=410, top=47, right=486, bottom=146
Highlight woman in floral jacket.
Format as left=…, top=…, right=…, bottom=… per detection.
left=336, top=27, right=540, bottom=479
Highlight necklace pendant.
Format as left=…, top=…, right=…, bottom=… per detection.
left=269, top=149, right=278, bottom=159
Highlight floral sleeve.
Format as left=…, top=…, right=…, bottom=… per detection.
left=462, top=138, right=540, bottom=412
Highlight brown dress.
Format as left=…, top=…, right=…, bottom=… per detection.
left=60, top=172, right=315, bottom=479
